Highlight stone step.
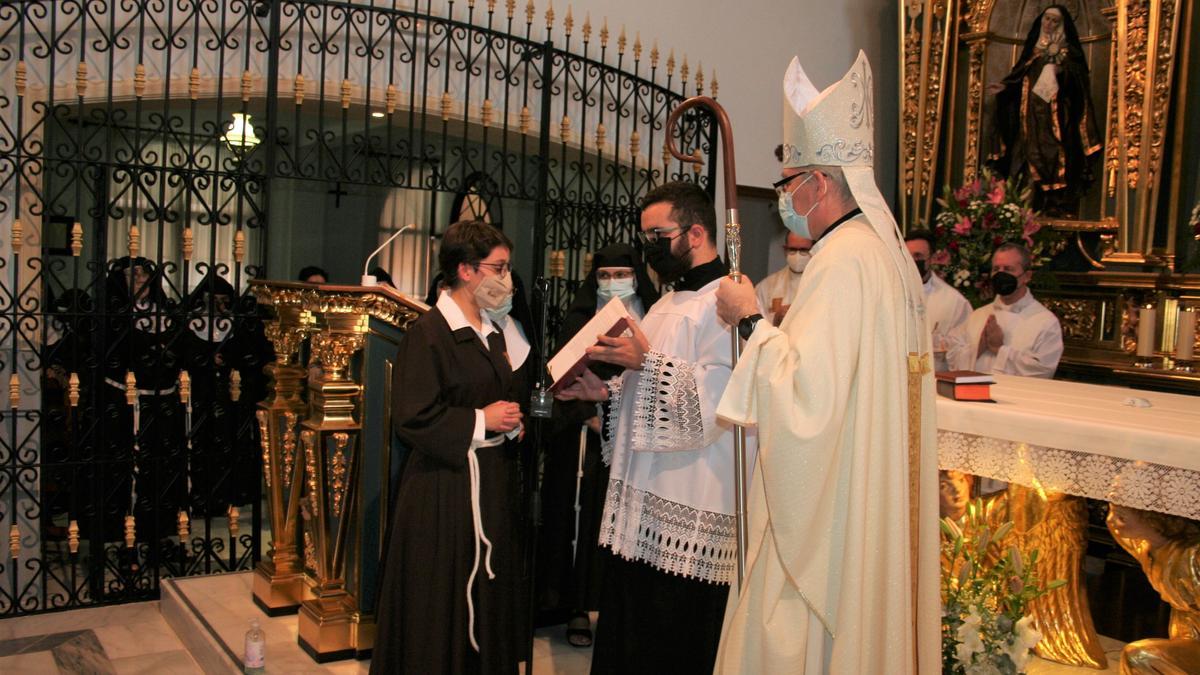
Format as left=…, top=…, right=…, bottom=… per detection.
left=160, top=572, right=368, bottom=674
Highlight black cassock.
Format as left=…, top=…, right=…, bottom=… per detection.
left=372, top=307, right=528, bottom=675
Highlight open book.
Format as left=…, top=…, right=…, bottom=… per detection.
left=547, top=297, right=635, bottom=392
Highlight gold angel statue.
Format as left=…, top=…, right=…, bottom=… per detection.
left=1107, top=505, right=1200, bottom=675
left=939, top=472, right=1108, bottom=668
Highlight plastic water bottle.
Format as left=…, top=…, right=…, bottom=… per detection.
left=244, top=618, right=266, bottom=674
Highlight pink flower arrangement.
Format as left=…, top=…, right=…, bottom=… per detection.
left=986, top=184, right=1005, bottom=205
left=932, top=169, right=1060, bottom=307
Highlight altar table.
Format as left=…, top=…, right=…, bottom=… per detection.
left=937, top=374, right=1200, bottom=520
left=936, top=374, right=1200, bottom=669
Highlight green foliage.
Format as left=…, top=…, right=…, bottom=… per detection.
left=941, top=498, right=1063, bottom=674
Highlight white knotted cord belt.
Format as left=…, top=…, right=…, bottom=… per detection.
left=465, top=435, right=503, bottom=652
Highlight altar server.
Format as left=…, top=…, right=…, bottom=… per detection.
left=905, top=229, right=971, bottom=371
left=557, top=181, right=751, bottom=674
left=756, top=231, right=814, bottom=326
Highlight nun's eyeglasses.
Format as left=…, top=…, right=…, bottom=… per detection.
left=475, top=261, right=511, bottom=276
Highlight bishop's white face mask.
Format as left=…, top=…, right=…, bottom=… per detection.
left=786, top=251, right=811, bottom=274
left=597, top=277, right=636, bottom=301
left=778, top=174, right=822, bottom=240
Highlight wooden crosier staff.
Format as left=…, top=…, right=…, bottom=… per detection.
left=664, top=97, right=748, bottom=586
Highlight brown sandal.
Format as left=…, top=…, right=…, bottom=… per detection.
left=565, top=614, right=592, bottom=648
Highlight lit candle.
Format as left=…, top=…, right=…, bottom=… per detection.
left=1137, top=304, right=1156, bottom=358
left=1177, top=307, right=1196, bottom=362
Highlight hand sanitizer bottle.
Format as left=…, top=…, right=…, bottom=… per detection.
left=244, top=618, right=266, bottom=674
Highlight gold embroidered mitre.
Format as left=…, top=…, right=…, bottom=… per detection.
left=781, top=50, right=874, bottom=169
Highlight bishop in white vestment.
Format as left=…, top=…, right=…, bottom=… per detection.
left=711, top=52, right=941, bottom=674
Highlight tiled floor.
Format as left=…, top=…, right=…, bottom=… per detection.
left=159, top=571, right=593, bottom=674
left=0, top=579, right=1122, bottom=675
left=0, top=602, right=201, bottom=674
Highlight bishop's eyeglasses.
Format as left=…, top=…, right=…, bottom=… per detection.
left=772, top=172, right=814, bottom=199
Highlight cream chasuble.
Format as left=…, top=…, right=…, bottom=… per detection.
left=715, top=217, right=940, bottom=674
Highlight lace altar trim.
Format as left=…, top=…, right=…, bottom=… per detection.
left=601, top=376, right=623, bottom=466
left=939, top=430, right=1200, bottom=520
left=630, top=350, right=704, bottom=453
left=599, top=479, right=736, bottom=585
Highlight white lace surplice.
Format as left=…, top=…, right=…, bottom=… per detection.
left=599, top=277, right=752, bottom=585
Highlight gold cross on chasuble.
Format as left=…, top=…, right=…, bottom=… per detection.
left=769, top=297, right=790, bottom=326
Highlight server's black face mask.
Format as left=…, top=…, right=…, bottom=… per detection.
left=644, top=236, right=690, bottom=284
left=990, top=271, right=1019, bottom=297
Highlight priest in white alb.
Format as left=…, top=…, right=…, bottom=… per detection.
left=905, top=229, right=971, bottom=372
left=710, top=52, right=941, bottom=674
left=756, top=231, right=814, bottom=326
left=945, top=241, right=1063, bottom=378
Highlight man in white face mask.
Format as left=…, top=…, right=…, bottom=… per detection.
left=755, top=231, right=814, bottom=326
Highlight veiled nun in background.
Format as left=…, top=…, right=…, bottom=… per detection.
left=536, top=243, right=658, bottom=647
left=102, top=257, right=186, bottom=544
left=181, top=272, right=273, bottom=518
left=41, top=289, right=97, bottom=543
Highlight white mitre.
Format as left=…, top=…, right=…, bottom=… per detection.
left=780, top=50, right=926, bottom=353
left=780, top=50, right=874, bottom=169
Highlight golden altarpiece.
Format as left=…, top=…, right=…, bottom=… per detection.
left=248, top=280, right=423, bottom=661
left=902, top=0, right=1200, bottom=671
left=900, top=0, right=1200, bottom=388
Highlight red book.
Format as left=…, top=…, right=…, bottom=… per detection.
left=547, top=298, right=635, bottom=393
left=936, top=379, right=993, bottom=401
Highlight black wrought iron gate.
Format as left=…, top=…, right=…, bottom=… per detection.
left=0, top=0, right=713, bottom=616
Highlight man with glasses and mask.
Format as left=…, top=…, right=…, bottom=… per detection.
left=756, top=231, right=814, bottom=327
left=556, top=181, right=753, bottom=674
left=706, top=52, right=940, bottom=673
left=905, top=229, right=970, bottom=372
left=945, top=241, right=1063, bottom=378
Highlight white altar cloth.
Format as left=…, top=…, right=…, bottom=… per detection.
left=937, top=374, right=1200, bottom=519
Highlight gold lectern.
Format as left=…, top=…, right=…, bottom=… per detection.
left=252, top=285, right=314, bottom=615
left=250, top=281, right=423, bottom=661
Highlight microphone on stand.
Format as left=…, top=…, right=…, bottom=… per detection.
left=361, top=224, right=414, bottom=286
left=529, top=276, right=554, bottom=419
